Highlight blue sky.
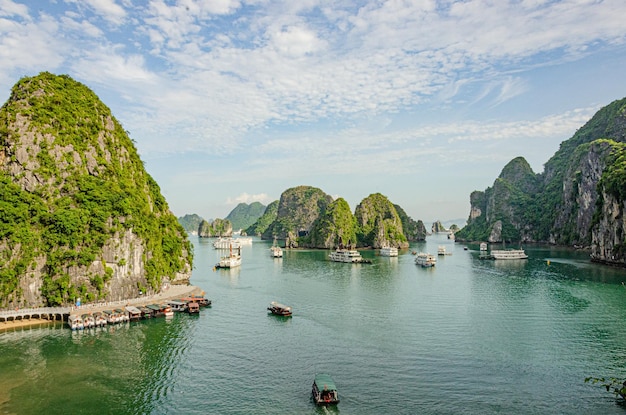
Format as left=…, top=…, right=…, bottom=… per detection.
left=2, top=0, right=626, bottom=226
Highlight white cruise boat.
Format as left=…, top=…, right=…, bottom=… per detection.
left=215, top=246, right=242, bottom=269
left=437, top=246, right=446, bottom=256
left=379, top=245, right=398, bottom=257
left=329, top=248, right=369, bottom=263
left=270, top=245, right=283, bottom=258
left=213, top=237, right=241, bottom=249
left=415, top=252, right=437, bottom=267
left=490, top=249, right=528, bottom=260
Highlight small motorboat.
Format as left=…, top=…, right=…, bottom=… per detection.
left=312, top=373, right=339, bottom=405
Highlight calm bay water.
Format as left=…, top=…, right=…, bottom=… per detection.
left=2, top=234, right=626, bottom=414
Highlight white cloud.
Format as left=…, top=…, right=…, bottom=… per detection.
left=226, top=192, right=274, bottom=205
left=80, top=0, right=126, bottom=25
left=0, top=0, right=29, bottom=19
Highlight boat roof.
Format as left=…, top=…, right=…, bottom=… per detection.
left=125, top=306, right=142, bottom=313
left=270, top=301, right=291, bottom=310
left=168, top=300, right=186, bottom=306
left=314, top=374, right=337, bottom=391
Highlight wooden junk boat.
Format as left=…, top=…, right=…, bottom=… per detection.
left=267, top=301, right=292, bottom=317
left=312, top=373, right=339, bottom=405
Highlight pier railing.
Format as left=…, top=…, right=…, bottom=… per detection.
left=0, top=307, right=70, bottom=322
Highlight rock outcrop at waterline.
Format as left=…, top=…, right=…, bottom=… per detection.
left=456, top=97, right=626, bottom=266
left=0, top=72, right=192, bottom=308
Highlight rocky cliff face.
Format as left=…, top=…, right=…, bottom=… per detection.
left=394, top=204, right=427, bottom=241
left=307, top=197, right=357, bottom=249
left=250, top=187, right=422, bottom=248
left=355, top=193, right=409, bottom=248
left=0, top=72, right=192, bottom=307
left=263, top=185, right=333, bottom=246
left=198, top=218, right=232, bottom=237
left=457, top=97, right=626, bottom=266
left=245, top=200, right=278, bottom=236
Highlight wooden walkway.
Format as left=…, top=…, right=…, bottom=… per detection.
left=0, top=284, right=204, bottom=324
left=0, top=307, right=69, bottom=323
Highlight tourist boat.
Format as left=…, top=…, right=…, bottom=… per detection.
left=93, top=311, right=107, bottom=326
left=379, top=245, right=398, bottom=257
left=312, top=373, right=340, bottom=405
left=480, top=242, right=488, bottom=251
left=213, top=237, right=241, bottom=249
left=270, top=238, right=283, bottom=258
left=215, top=245, right=242, bottom=269
left=270, top=244, right=283, bottom=258
left=81, top=313, right=95, bottom=329
left=415, top=252, right=437, bottom=267
left=267, top=301, right=292, bottom=317
left=138, top=306, right=153, bottom=319
left=180, top=296, right=212, bottom=307
left=68, top=314, right=84, bottom=330
left=329, top=248, right=371, bottom=263
left=163, top=305, right=174, bottom=318
left=115, top=308, right=129, bottom=322
left=186, top=301, right=200, bottom=314
left=168, top=300, right=187, bottom=312
left=103, top=309, right=119, bottom=324
left=437, top=246, right=446, bottom=256
left=125, top=306, right=143, bottom=321
left=145, top=304, right=166, bottom=318
left=490, top=249, right=528, bottom=260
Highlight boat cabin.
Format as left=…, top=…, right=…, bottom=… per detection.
left=168, top=300, right=188, bottom=312
left=186, top=302, right=200, bottom=314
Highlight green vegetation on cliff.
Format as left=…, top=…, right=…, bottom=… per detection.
left=263, top=186, right=333, bottom=244
left=245, top=200, right=278, bottom=236
left=0, top=72, right=192, bottom=307
left=354, top=193, right=408, bottom=248
left=305, top=198, right=357, bottom=248
left=457, top=96, right=626, bottom=249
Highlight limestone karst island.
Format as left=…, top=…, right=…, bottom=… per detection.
left=0, top=72, right=196, bottom=316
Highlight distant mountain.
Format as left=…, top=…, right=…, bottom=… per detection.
left=178, top=214, right=205, bottom=233
left=225, top=202, right=266, bottom=231
left=456, top=97, right=626, bottom=266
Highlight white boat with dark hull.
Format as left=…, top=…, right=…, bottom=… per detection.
left=213, top=237, right=241, bottom=249
left=489, top=249, right=528, bottom=260
left=68, top=315, right=84, bottom=330
left=415, top=252, right=437, bottom=267
left=267, top=301, right=292, bottom=316
left=270, top=239, right=283, bottom=258
left=215, top=245, right=242, bottom=269
left=329, top=248, right=371, bottom=263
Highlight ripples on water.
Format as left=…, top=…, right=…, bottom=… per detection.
left=1, top=236, right=626, bottom=414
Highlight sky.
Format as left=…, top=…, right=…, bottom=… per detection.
left=1, top=0, right=626, bottom=226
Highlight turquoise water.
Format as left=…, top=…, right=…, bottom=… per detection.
left=1, top=235, right=626, bottom=414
